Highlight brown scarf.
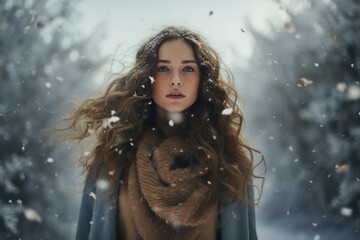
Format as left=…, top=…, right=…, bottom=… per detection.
left=127, top=127, right=218, bottom=240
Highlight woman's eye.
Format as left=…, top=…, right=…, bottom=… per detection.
left=183, top=66, right=195, bottom=72
left=157, top=66, right=168, bottom=72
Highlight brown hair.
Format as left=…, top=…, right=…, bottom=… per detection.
left=59, top=26, right=265, bottom=205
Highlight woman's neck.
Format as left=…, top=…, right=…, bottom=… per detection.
left=155, top=108, right=189, bottom=138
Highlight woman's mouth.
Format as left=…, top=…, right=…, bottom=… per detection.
left=166, top=91, right=185, bottom=99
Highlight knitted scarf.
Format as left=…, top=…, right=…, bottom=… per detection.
left=127, top=127, right=218, bottom=240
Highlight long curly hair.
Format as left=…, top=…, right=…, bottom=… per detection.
left=59, top=26, right=265, bottom=205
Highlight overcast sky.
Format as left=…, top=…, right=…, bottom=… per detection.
left=74, top=0, right=289, bottom=76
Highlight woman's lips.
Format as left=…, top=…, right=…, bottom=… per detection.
left=166, top=90, right=185, bottom=99
left=167, top=95, right=185, bottom=99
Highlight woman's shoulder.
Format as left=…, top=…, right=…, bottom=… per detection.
left=83, top=166, right=121, bottom=196
left=219, top=199, right=258, bottom=240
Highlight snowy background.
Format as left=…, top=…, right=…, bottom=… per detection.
left=0, top=0, right=359, bottom=239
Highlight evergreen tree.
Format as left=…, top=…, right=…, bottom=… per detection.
left=0, top=0, right=102, bottom=238
left=241, top=0, right=359, bottom=237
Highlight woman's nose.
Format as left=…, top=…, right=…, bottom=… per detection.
left=169, top=72, right=182, bottom=86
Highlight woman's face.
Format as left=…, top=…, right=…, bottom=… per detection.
left=152, top=39, right=200, bottom=117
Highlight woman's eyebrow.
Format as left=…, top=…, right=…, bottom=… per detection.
left=157, top=60, right=171, bottom=63
left=157, top=60, right=197, bottom=64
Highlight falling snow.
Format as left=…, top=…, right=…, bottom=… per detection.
left=107, top=116, right=120, bottom=125
left=221, top=108, right=233, bottom=115
left=336, top=82, right=347, bottom=92
left=24, top=208, right=42, bottom=222
left=340, top=207, right=353, bottom=217
left=89, top=192, right=96, bottom=200
left=149, top=76, right=155, bottom=84
left=96, top=179, right=109, bottom=190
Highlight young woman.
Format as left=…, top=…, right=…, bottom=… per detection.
left=66, top=26, right=264, bottom=240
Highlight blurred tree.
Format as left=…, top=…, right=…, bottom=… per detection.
left=242, top=0, right=359, bottom=237
left=0, top=0, right=102, bottom=238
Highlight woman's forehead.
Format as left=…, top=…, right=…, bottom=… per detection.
left=158, top=40, right=196, bottom=61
